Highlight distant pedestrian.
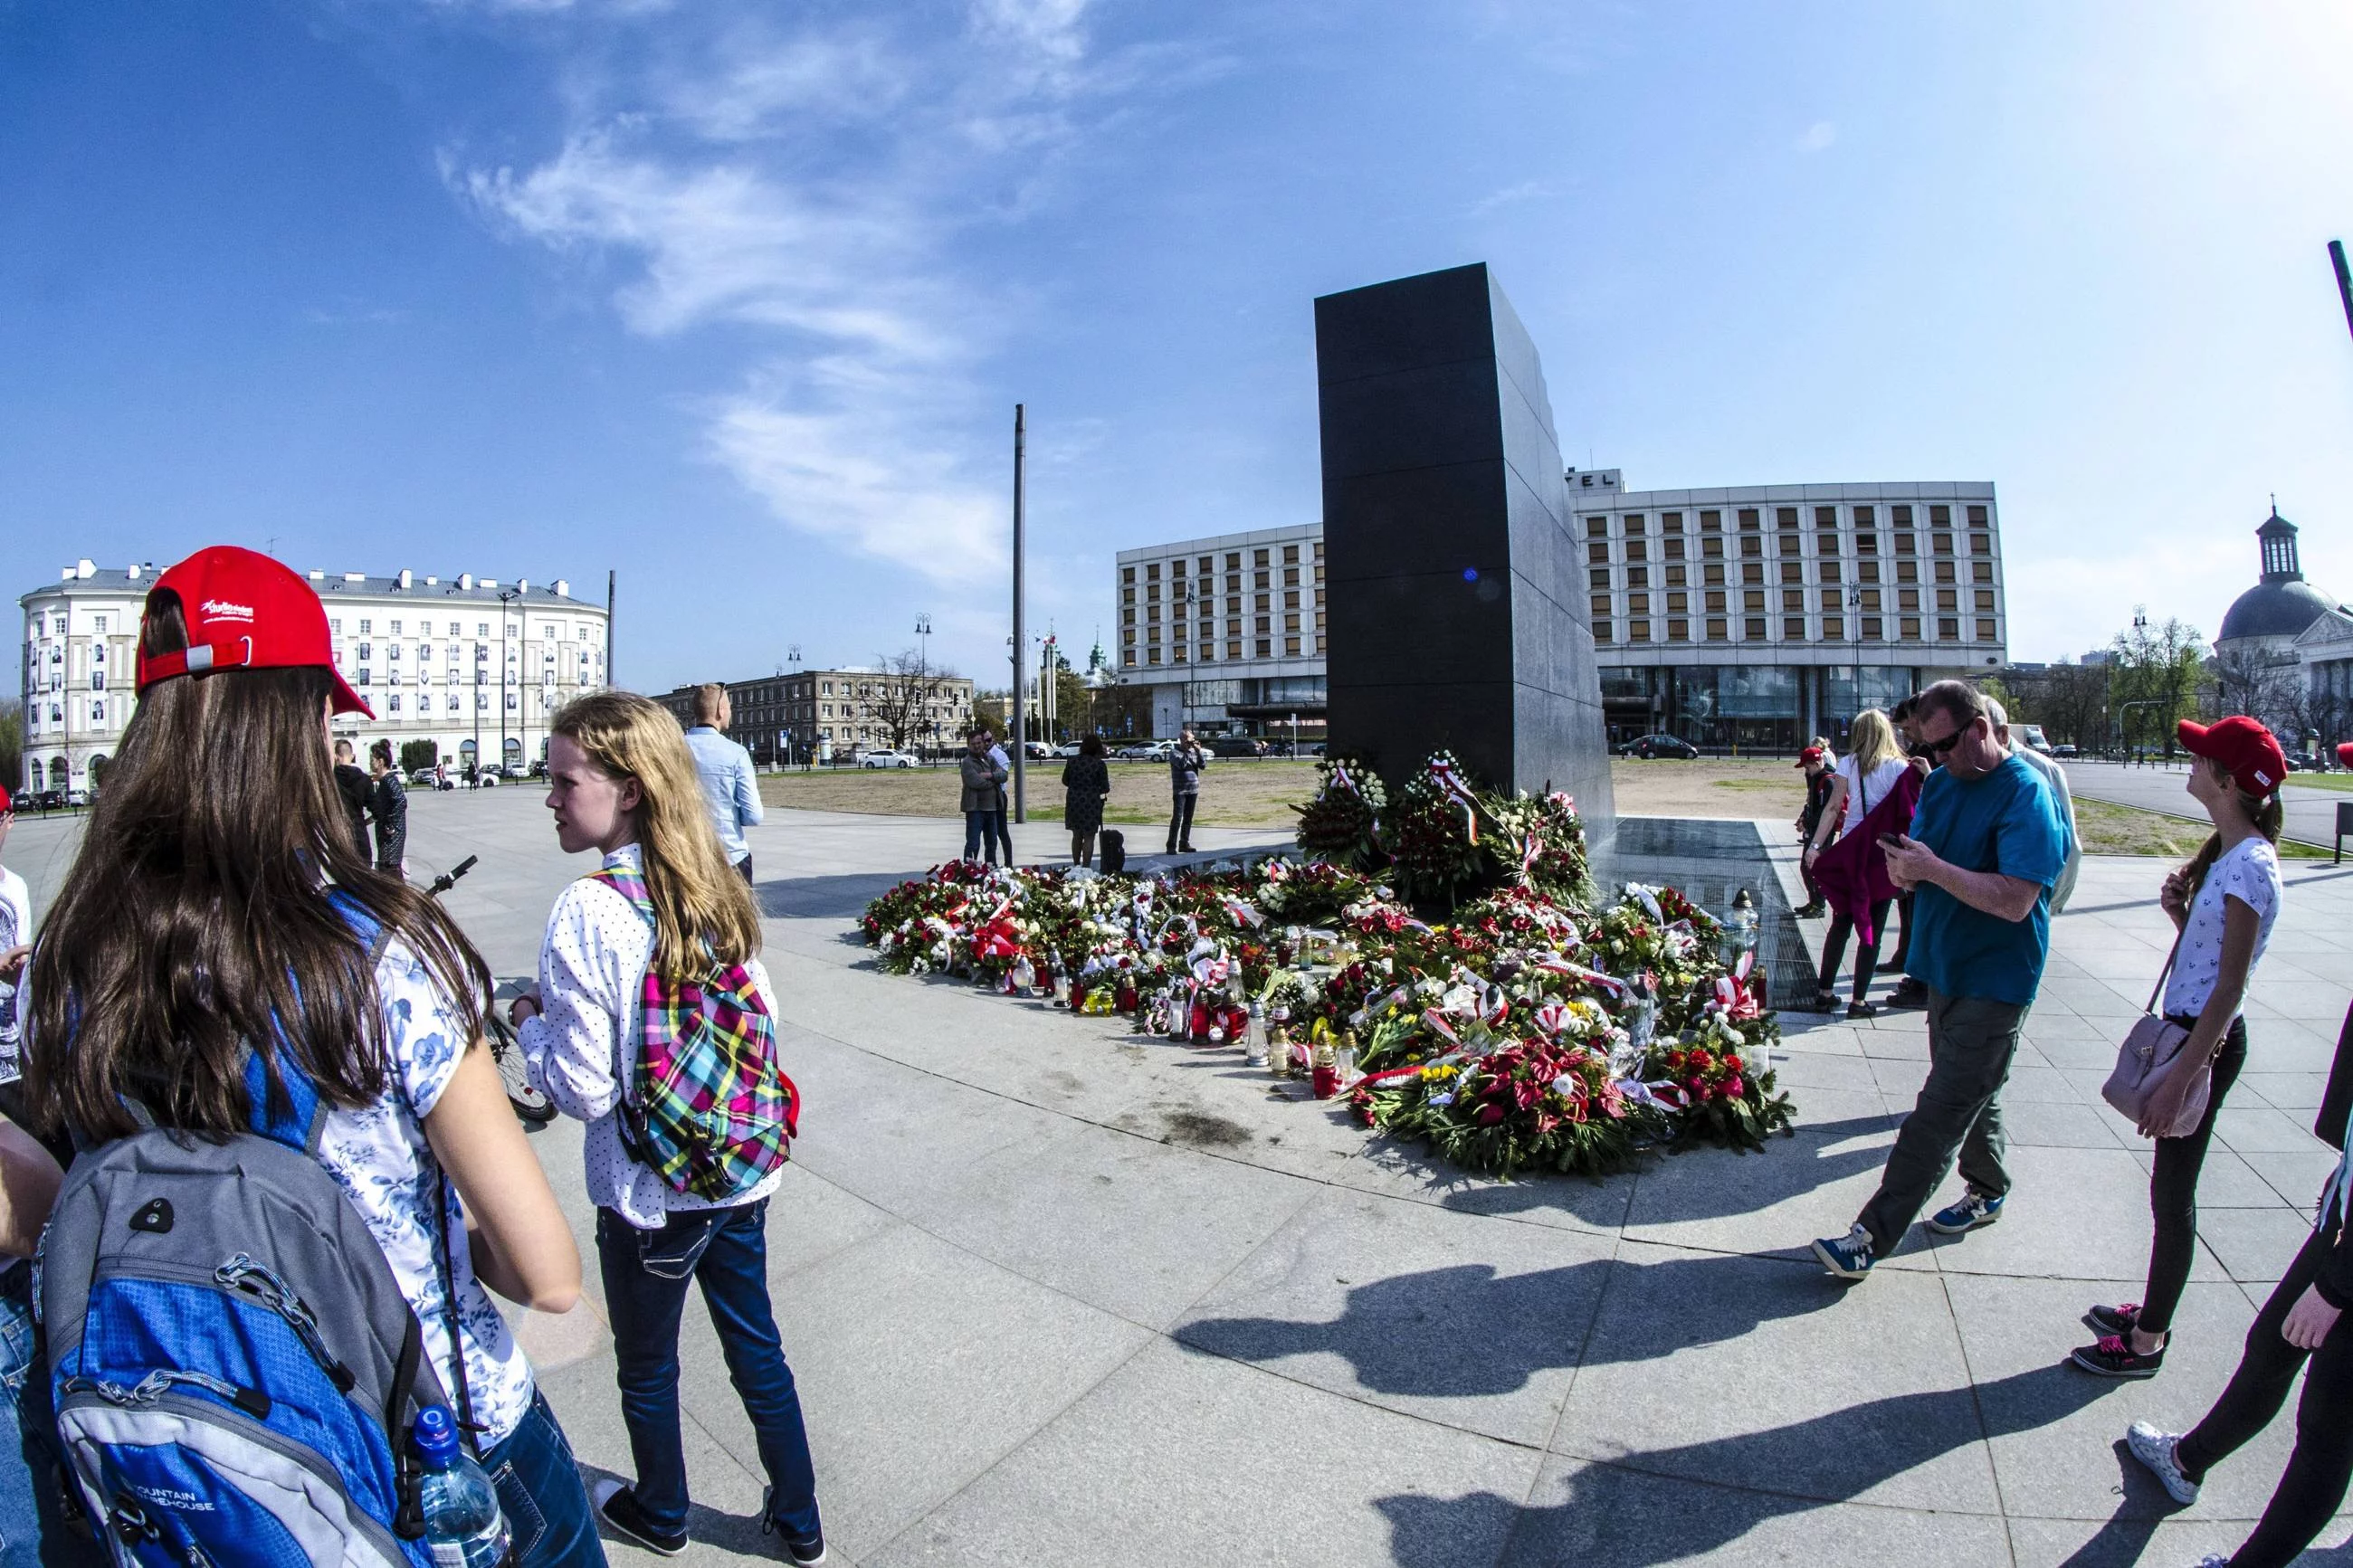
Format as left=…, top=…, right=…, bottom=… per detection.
left=683, top=683, right=764, bottom=885
left=2123, top=990, right=2353, bottom=1568
left=1804, top=709, right=1913, bottom=1016
left=1884, top=694, right=1932, bottom=1010
left=960, top=731, right=1008, bottom=865
left=1812, top=679, right=2068, bottom=1279
left=1795, top=742, right=1834, bottom=918
left=0, top=785, right=25, bottom=1080
left=1062, top=736, right=1111, bottom=867
left=2073, top=717, right=2284, bottom=1379
left=367, top=738, right=407, bottom=879
left=333, top=736, right=372, bottom=855
left=986, top=732, right=1015, bottom=864
left=1166, top=729, right=1207, bottom=855
left=1987, top=698, right=2081, bottom=915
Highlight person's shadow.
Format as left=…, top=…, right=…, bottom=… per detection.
left=1178, top=1250, right=1846, bottom=1399
left=1373, top=1364, right=2124, bottom=1566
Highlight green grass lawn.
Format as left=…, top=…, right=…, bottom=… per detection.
left=2283, top=772, right=2353, bottom=793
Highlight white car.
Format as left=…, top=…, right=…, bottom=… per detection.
left=860, top=750, right=918, bottom=769
left=1053, top=743, right=1082, bottom=758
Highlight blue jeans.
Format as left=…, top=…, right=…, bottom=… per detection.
left=481, top=1390, right=607, bottom=1567
left=963, top=809, right=1000, bottom=863
left=0, top=1262, right=101, bottom=1567
left=596, top=1203, right=822, bottom=1542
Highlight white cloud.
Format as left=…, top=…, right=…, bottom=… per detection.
left=1796, top=119, right=1836, bottom=152
left=450, top=4, right=1109, bottom=585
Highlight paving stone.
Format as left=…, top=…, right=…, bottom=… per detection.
left=1549, top=1242, right=1997, bottom=1513
left=862, top=1338, right=1539, bottom=1568
left=1921, top=1145, right=2228, bottom=1285
left=2198, top=1205, right=2320, bottom=1286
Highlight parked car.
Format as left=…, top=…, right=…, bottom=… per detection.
left=29, top=790, right=64, bottom=812
left=1209, top=736, right=1269, bottom=758
left=499, top=764, right=530, bottom=781
left=2284, top=749, right=2324, bottom=773
left=1052, top=742, right=1083, bottom=758
left=1615, top=733, right=1700, bottom=760
left=859, top=749, right=918, bottom=769
left=65, top=789, right=90, bottom=806
left=2050, top=743, right=2080, bottom=758
left=1116, top=742, right=1167, bottom=761
left=1024, top=741, right=1056, bottom=759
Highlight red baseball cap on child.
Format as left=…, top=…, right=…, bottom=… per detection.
left=1795, top=746, right=1824, bottom=767
left=135, top=546, right=373, bottom=717
left=2339, top=742, right=2353, bottom=771
left=2176, top=716, right=2285, bottom=798
left=0, top=783, right=11, bottom=814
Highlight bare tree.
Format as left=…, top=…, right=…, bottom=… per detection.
left=2208, top=644, right=2294, bottom=729
left=863, top=648, right=960, bottom=754
left=2111, top=613, right=2206, bottom=758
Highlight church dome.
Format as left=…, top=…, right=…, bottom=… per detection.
left=2216, top=505, right=2338, bottom=645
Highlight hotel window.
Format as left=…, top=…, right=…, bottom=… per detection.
left=1624, top=514, right=1645, bottom=537
left=1901, top=616, right=1921, bottom=640
left=1929, top=505, right=1951, bottom=526
left=1255, top=615, right=1272, bottom=634
left=1744, top=616, right=1767, bottom=640
left=1971, top=533, right=1993, bottom=556
left=1815, top=507, right=1836, bottom=527
left=1666, top=592, right=1688, bottom=613
left=1967, top=506, right=1988, bottom=526
left=1590, top=594, right=1612, bottom=618
left=1200, top=556, right=1214, bottom=575
left=1933, top=533, right=1955, bottom=556
left=1705, top=617, right=1728, bottom=641
left=1283, top=566, right=1300, bottom=587
left=1742, top=564, right=1764, bottom=585
left=1700, top=509, right=1721, bottom=531
left=1777, top=508, right=1799, bottom=528
left=1977, top=618, right=1998, bottom=641
left=1703, top=564, right=1725, bottom=585
left=1976, top=590, right=1997, bottom=612
left=1628, top=594, right=1651, bottom=614
left=1898, top=560, right=1919, bottom=584
left=1939, top=617, right=1960, bottom=640
left=1665, top=564, right=1687, bottom=587
left=1784, top=616, right=1806, bottom=640
left=1900, top=589, right=1920, bottom=612
left=1147, top=564, right=1160, bottom=581
left=1822, top=616, right=1845, bottom=641
left=1743, top=590, right=1766, bottom=612
left=1589, top=567, right=1610, bottom=589
left=1284, top=613, right=1300, bottom=632
left=1705, top=591, right=1727, bottom=613
left=1973, top=562, right=1995, bottom=584
left=1936, top=562, right=1958, bottom=584
left=1662, top=511, right=1683, bottom=533
left=1594, top=620, right=1614, bottom=642
left=1820, top=560, right=1842, bottom=584
left=1855, top=506, right=1875, bottom=528
left=1740, top=535, right=1763, bottom=559
left=1780, top=561, right=1803, bottom=584
left=1663, top=535, right=1685, bottom=561
left=1895, top=531, right=1917, bottom=556
left=1122, top=567, right=1136, bottom=584
left=1781, top=589, right=1805, bottom=611
left=1700, top=535, right=1723, bottom=560
left=1587, top=517, right=1606, bottom=537
left=1862, top=617, right=1882, bottom=640
left=1938, top=589, right=1959, bottom=612
left=1630, top=619, right=1651, bottom=642
left=1626, top=537, right=1647, bottom=562
left=1148, top=649, right=1162, bottom=664
left=1283, top=545, right=1300, bottom=564
left=1284, top=589, right=1300, bottom=609
left=1858, top=560, right=1881, bottom=584
left=1588, top=541, right=1609, bottom=564
left=1255, top=638, right=1272, bottom=658
left=1627, top=566, right=1649, bottom=588
left=1818, top=588, right=1840, bottom=613
left=1226, top=640, right=1243, bottom=660
left=1285, top=637, right=1300, bottom=655
left=1738, top=508, right=1760, bottom=531
left=1668, top=619, right=1689, bottom=641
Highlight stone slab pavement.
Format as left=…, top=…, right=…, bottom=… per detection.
left=7, top=788, right=2353, bottom=1564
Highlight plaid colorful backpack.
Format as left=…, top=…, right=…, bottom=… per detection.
left=590, top=864, right=797, bottom=1200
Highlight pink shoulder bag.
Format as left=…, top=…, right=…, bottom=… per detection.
left=2100, top=927, right=2210, bottom=1138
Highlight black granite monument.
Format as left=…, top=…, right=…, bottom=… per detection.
left=1316, top=261, right=1615, bottom=835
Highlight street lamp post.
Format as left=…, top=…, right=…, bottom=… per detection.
left=497, top=588, right=520, bottom=777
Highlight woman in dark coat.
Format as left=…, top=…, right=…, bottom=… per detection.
left=1061, top=735, right=1111, bottom=867
left=367, top=738, right=407, bottom=878
left=958, top=731, right=1009, bottom=866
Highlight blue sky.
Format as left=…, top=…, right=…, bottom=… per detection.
left=4, top=0, right=2350, bottom=695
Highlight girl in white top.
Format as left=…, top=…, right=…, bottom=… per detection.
left=2075, top=716, right=2288, bottom=1379
left=512, top=692, right=827, bottom=1563
left=1803, top=708, right=1913, bottom=1016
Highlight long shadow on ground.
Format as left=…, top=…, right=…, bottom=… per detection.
left=1377, top=1364, right=2122, bottom=1566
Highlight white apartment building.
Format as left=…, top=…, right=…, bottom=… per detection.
left=1114, top=523, right=1327, bottom=740
left=19, top=559, right=608, bottom=795
left=1109, top=474, right=2005, bottom=751
left=1570, top=471, right=2006, bottom=748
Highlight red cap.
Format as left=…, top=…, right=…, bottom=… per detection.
left=2338, top=742, right=2353, bottom=771
left=1796, top=746, right=1824, bottom=767
left=2177, top=716, right=2286, bottom=798
left=0, top=783, right=11, bottom=814
left=136, top=546, right=371, bottom=717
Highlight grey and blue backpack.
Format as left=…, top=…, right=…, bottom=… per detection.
left=37, top=891, right=470, bottom=1566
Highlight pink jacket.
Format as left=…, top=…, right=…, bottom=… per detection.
left=1811, top=762, right=1924, bottom=946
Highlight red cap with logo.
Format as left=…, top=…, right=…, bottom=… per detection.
left=136, top=546, right=373, bottom=717
left=1796, top=746, right=1824, bottom=767
left=2339, top=742, right=2353, bottom=771
left=2176, top=716, right=2285, bottom=798
left=0, top=783, right=11, bottom=814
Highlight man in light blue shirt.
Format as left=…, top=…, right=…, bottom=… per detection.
left=684, top=683, right=764, bottom=883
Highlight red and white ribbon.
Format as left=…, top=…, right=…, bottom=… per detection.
left=1427, top=759, right=1481, bottom=844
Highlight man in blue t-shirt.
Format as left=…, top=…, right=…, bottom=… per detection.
left=1814, top=679, right=2068, bottom=1279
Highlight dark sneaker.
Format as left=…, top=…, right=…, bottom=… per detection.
left=1812, top=1222, right=1875, bottom=1281
left=1846, top=1000, right=1881, bottom=1020
left=2072, top=1334, right=2166, bottom=1379
left=2085, top=1301, right=2141, bottom=1337
left=595, top=1480, right=688, bottom=1557
left=2125, top=1421, right=2200, bottom=1505
left=1794, top=901, right=1827, bottom=919
left=761, top=1487, right=828, bottom=1565
left=1886, top=978, right=1928, bottom=1009
left=1807, top=991, right=1843, bottom=1013
left=1927, top=1192, right=2004, bottom=1234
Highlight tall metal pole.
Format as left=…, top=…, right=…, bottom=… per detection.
left=2331, top=241, right=2353, bottom=349
left=1011, top=404, right=1027, bottom=823
left=606, top=569, right=616, bottom=689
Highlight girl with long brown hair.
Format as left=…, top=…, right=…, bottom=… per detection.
left=21, top=547, right=600, bottom=1564
left=510, top=691, right=826, bottom=1563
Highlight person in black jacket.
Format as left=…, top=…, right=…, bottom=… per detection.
left=1061, top=735, right=1111, bottom=867
left=1793, top=743, right=1833, bottom=918
left=367, top=739, right=407, bottom=878
left=2123, top=998, right=2353, bottom=1565
left=1165, top=730, right=1207, bottom=855
left=332, top=738, right=372, bottom=857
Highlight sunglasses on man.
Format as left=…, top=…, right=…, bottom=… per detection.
left=1912, top=714, right=1985, bottom=762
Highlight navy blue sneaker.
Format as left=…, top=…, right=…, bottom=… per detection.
left=1812, top=1222, right=1875, bottom=1280
left=762, top=1487, right=828, bottom=1565
left=1927, top=1191, right=2004, bottom=1234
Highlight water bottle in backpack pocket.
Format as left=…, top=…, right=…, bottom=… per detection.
left=413, top=1405, right=510, bottom=1567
